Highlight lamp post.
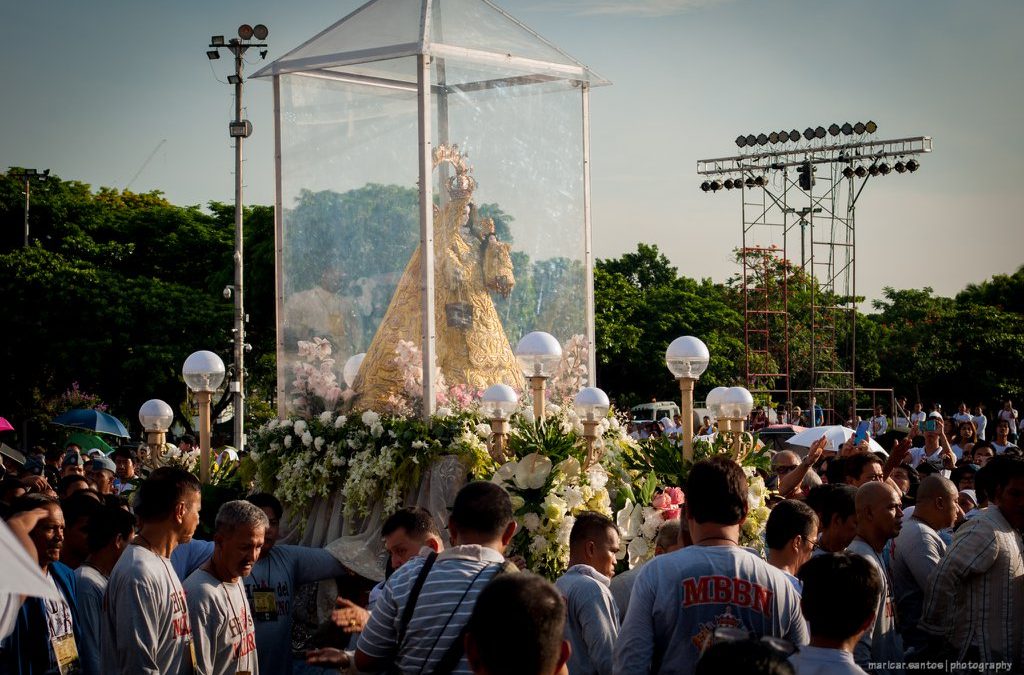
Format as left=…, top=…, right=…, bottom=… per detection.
left=706, top=385, right=728, bottom=432
left=206, top=24, right=269, bottom=455
left=139, top=399, right=174, bottom=466
left=574, top=387, right=610, bottom=469
left=182, top=350, right=226, bottom=483
left=515, top=331, right=562, bottom=424
left=665, top=336, right=710, bottom=462
left=718, top=386, right=755, bottom=458
left=481, top=384, right=518, bottom=462
left=9, top=168, right=49, bottom=247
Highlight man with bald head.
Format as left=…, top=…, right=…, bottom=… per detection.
left=846, top=481, right=905, bottom=673
left=891, top=475, right=958, bottom=655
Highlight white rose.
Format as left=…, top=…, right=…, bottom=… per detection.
left=514, top=453, right=553, bottom=490
left=543, top=494, right=569, bottom=522
left=436, top=407, right=453, bottom=418
left=283, top=435, right=293, bottom=448
left=522, top=513, right=542, bottom=532
left=318, top=411, right=333, bottom=424
left=267, top=418, right=280, bottom=430
left=547, top=404, right=561, bottom=416
left=586, top=464, right=609, bottom=490
left=302, top=432, right=313, bottom=447
left=529, top=534, right=550, bottom=555
left=280, top=419, right=293, bottom=428
left=294, top=420, right=307, bottom=435
left=475, top=423, right=492, bottom=438
left=361, top=411, right=380, bottom=427
left=314, top=436, right=325, bottom=451
left=640, top=508, right=663, bottom=540
left=371, top=424, right=384, bottom=438
left=521, top=407, right=535, bottom=424
left=562, top=486, right=584, bottom=511
left=334, top=415, right=347, bottom=429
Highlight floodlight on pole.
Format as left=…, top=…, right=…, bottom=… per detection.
left=10, top=167, right=49, bottom=247
left=206, top=24, right=269, bottom=455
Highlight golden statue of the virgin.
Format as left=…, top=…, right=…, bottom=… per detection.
left=353, top=145, right=525, bottom=409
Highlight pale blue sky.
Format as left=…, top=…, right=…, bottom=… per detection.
left=2, top=0, right=1021, bottom=303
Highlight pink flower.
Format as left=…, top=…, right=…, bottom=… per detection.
left=663, top=507, right=681, bottom=521
left=664, top=487, right=685, bottom=506
left=651, top=493, right=671, bottom=510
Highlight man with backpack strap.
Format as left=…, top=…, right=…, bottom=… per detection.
left=355, top=481, right=518, bottom=675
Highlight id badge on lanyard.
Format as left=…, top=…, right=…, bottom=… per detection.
left=253, top=590, right=278, bottom=622
left=51, top=634, right=81, bottom=675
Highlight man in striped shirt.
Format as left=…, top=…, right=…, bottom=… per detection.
left=919, top=456, right=1024, bottom=671
left=355, top=481, right=517, bottom=675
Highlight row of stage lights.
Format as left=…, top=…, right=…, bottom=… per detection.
left=699, top=158, right=919, bottom=192
left=736, top=121, right=878, bottom=149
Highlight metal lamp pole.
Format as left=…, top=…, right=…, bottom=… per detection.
left=9, top=168, right=49, bottom=247
left=207, top=25, right=268, bottom=453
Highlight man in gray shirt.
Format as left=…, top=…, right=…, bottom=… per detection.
left=846, top=481, right=905, bottom=673
left=74, top=505, right=135, bottom=675
left=555, top=512, right=621, bottom=675
left=890, top=475, right=957, bottom=655
left=615, top=457, right=808, bottom=675
left=101, top=466, right=202, bottom=675
left=184, top=500, right=269, bottom=675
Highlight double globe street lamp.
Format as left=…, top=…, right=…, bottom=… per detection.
left=707, top=385, right=755, bottom=457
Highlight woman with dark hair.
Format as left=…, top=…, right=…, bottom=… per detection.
left=952, top=421, right=977, bottom=461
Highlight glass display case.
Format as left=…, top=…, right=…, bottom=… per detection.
left=254, top=0, right=608, bottom=417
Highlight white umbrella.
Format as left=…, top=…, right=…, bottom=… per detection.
left=787, top=425, right=886, bottom=456
left=0, top=520, right=59, bottom=600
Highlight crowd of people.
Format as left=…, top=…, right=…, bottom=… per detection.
left=1, top=405, right=1022, bottom=675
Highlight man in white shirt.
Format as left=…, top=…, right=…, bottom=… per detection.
left=997, top=400, right=1018, bottom=442
left=789, top=552, right=878, bottom=675
left=870, top=407, right=888, bottom=438
left=972, top=405, right=987, bottom=441
left=184, top=500, right=268, bottom=675
left=991, top=420, right=1019, bottom=454
left=952, top=403, right=972, bottom=425
left=909, top=403, right=927, bottom=437
left=555, top=512, right=621, bottom=675
left=908, top=412, right=958, bottom=470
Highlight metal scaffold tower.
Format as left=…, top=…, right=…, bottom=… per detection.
left=698, top=123, right=932, bottom=422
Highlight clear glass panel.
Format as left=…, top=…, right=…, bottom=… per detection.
left=276, top=46, right=592, bottom=414
left=279, top=0, right=423, bottom=66
left=431, top=58, right=589, bottom=396
left=278, top=72, right=420, bottom=415
left=431, top=0, right=582, bottom=67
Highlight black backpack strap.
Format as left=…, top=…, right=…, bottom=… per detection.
left=431, top=560, right=518, bottom=675
left=396, top=551, right=437, bottom=648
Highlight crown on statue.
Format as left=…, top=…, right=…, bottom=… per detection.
left=433, top=144, right=477, bottom=200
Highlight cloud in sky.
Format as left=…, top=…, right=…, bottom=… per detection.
left=536, top=0, right=730, bottom=18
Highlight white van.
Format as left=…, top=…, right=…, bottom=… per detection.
left=630, top=401, right=681, bottom=424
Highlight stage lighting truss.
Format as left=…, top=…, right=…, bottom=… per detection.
left=734, top=122, right=880, bottom=150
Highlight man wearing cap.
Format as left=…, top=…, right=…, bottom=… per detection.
left=87, top=456, right=116, bottom=496
left=61, top=450, right=86, bottom=479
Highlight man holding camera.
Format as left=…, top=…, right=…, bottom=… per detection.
left=908, top=412, right=958, bottom=471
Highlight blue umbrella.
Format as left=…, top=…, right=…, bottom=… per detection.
left=52, top=409, right=130, bottom=438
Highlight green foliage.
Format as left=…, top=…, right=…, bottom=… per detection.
left=595, top=244, right=744, bottom=407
